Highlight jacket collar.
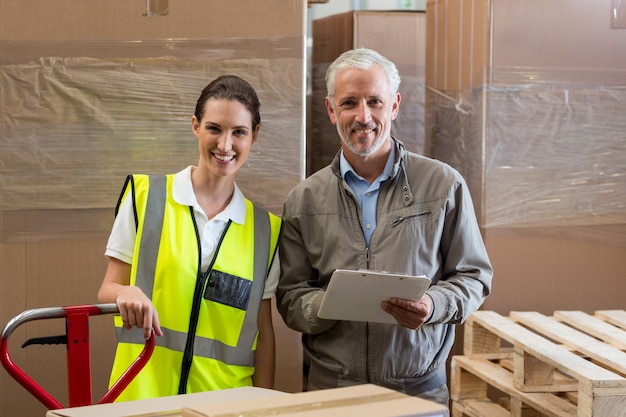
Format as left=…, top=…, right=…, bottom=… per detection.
left=330, top=137, right=414, bottom=206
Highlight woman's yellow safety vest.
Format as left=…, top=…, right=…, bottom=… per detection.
left=108, top=174, right=281, bottom=402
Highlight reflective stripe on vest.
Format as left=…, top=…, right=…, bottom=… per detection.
left=116, top=174, right=271, bottom=367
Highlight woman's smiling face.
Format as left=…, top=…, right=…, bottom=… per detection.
left=192, top=98, right=258, bottom=179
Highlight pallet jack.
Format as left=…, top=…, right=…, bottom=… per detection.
left=1, top=304, right=154, bottom=410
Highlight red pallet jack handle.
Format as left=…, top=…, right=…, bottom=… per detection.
left=0, top=304, right=155, bottom=410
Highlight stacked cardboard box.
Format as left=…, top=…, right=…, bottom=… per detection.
left=425, top=0, right=626, bottom=315
left=44, top=385, right=449, bottom=417
left=0, top=2, right=305, bottom=416
left=309, top=10, right=427, bottom=175
left=183, top=384, right=448, bottom=417
left=46, top=387, right=287, bottom=417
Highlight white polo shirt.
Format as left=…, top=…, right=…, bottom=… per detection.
left=105, top=166, right=279, bottom=299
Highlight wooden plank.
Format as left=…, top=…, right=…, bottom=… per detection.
left=576, top=392, right=626, bottom=417
left=555, top=310, right=626, bottom=350
left=464, top=311, right=502, bottom=356
left=510, top=396, right=548, bottom=417
left=451, top=356, right=489, bottom=401
left=468, top=348, right=515, bottom=361
left=513, top=347, right=579, bottom=393
left=511, top=311, right=626, bottom=377
left=452, top=399, right=510, bottom=417
left=453, top=355, right=576, bottom=417
left=460, top=311, right=626, bottom=417
left=595, top=310, right=626, bottom=331
left=468, top=311, right=626, bottom=391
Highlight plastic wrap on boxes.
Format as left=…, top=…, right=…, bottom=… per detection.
left=0, top=38, right=304, bottom=242
left=426, top=67, right=626, bottom=245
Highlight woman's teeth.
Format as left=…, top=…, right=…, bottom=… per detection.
left=214, top=154, right=235, bottom=162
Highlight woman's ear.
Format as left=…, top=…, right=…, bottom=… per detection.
left=251, top=124, right=260, bottom=144
left=191, top=115, right=200, bottom=136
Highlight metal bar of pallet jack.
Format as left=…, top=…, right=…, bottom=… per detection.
left=1, top=307, right=66, bottom=409
left=1, top=303, right=154, bottom=410
left=65, top=305, right=106, bottom=407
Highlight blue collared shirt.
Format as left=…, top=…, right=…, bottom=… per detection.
left=340, top=146, right=396, bottom=246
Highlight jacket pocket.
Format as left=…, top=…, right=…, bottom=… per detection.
left=388, top=201, right=436, bottom=228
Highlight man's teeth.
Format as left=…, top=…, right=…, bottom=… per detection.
left=214, top=154, right=235, bottom=162
left=354, top=129, right=374, bottom=134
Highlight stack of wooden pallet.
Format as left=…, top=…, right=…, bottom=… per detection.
left=452, top=310, right=626, bottom=417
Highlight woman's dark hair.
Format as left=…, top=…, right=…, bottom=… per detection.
left=194, top=75, right=261, bottom=130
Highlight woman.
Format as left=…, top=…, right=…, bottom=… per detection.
left=98, top=75, right=281, bottom=401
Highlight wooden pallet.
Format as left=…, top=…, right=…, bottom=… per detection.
left=451, top=310, right=626, bottom=417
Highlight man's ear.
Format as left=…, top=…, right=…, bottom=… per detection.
left=391, top=92, right=401, bottom=121
left=325, top=96, right=337, bottom=125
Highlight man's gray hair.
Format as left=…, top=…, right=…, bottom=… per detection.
left=325, top=47, right=401, bottom=100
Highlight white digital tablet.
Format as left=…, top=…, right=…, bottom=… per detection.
left=317, top=269, right=431, bottom=324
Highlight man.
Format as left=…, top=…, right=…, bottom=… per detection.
left=276, top=48, right=492, bottom=407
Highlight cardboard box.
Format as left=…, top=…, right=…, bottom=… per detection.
left=424, top=0, right=626, bottom=316
left=182, top=384, right=448, bottom=417
left=308, top=10, right=427, bottom=175
left=425, top=0, right=626, bottom=227
left=46, top=387, right=287, bottom=417
left=0, top=1, right=305, bottom=416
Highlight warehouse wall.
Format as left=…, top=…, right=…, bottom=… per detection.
left=3, top=1, right=625, bottom=416
left=0, top=2, right=306, bottom=416
left=425, top=0, right=626, bottom=315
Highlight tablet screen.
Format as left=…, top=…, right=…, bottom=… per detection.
left=317, top=269, right=431, bottom=324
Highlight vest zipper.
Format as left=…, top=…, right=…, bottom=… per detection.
left=178, top=208, right=231, bottom=394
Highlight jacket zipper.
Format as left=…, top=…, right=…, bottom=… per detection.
left=391, top=211, right=430, bottom=227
